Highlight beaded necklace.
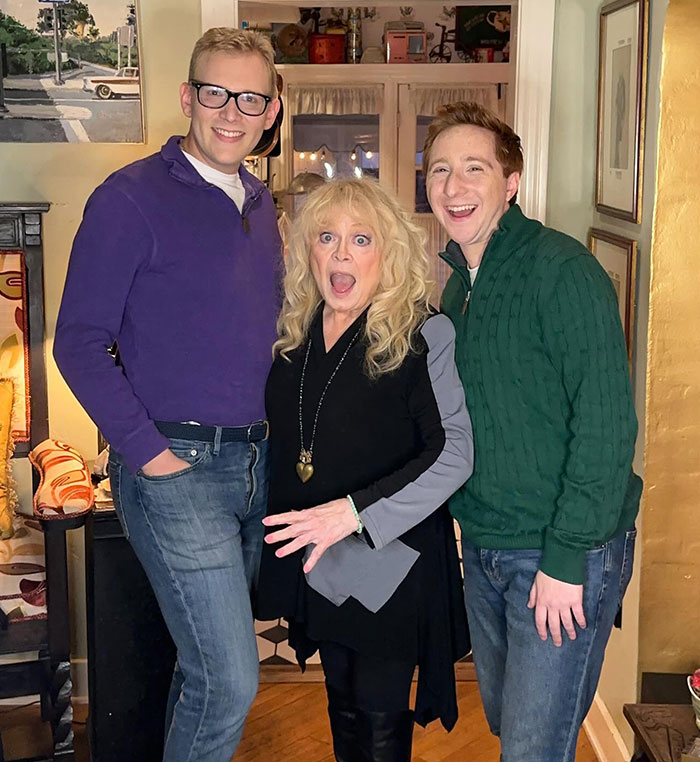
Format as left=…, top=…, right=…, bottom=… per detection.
left=296, top=326, right=362, bottom=483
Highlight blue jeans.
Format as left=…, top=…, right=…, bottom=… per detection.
left=109, top=435, right=268, bottom=762
left=462, top=527, right=636, bottom=762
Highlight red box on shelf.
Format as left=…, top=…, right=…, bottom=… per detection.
left=309, top=33, right=346, bottom=64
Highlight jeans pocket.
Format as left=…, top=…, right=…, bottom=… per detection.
left=618, top=527, right=637, bottom=604
left=137, top=443, right=210, bottom=482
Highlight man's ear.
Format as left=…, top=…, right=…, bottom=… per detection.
left=263, top=98, right=281, bottom=130
left=180, top=82, right=193, bottom=118
left=506, top=172, right=521, bottom=204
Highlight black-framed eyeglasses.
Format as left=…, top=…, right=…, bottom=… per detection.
left=189, top=81, right=272, bottom=116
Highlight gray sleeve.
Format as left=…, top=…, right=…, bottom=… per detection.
left=353, top=313, right=474, bottom=550
left=303, top=535, right=419, bottom=613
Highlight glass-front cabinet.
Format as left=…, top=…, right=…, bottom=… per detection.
left=238, top=1, right=516, bottom=294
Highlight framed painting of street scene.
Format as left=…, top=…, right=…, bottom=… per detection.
left=0, top=0, right=144, bottom=142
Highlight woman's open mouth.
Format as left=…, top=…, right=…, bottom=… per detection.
left=330, top=272, right=356, bottom=296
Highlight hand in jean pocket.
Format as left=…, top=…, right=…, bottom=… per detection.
left=141, top=448, right=192, bottom=477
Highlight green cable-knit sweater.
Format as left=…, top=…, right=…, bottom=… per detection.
left=440, top=204, right=642, bottom=585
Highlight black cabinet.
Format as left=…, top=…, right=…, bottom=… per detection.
left=85, top=509, right=176, bottom=762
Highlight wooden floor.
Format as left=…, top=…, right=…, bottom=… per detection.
left=236, top=682, right=598, bottom=762
left=0, top=683, right=597, bottom=761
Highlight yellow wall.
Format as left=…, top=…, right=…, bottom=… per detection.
left=0, top=0, right=201, bottom=692
left=639, top=0, right=700, bottom=674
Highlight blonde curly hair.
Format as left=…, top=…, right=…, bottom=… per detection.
left=274, top=178, right=434, bottom=378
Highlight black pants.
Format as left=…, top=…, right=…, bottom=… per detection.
left=319, top=641, right=415, bottom=712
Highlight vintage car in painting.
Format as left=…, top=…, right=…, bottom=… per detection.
left=83, top=67, right=140, bottom=100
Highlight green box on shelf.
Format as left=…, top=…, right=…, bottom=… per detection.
left=455, top=5, right=511, bottom=61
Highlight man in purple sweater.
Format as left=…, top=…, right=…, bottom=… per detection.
left=54, top=29, right=282, bottom=762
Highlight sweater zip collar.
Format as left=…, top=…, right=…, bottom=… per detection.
left=438, top=205, right=539, bottom=316
left=438, top=204, right=540, bottom=287
left=160, top=135, right=267, bottom=231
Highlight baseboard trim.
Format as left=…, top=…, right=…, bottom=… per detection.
left=583, top=692, right=630, bottom=762
left=455, top=661, right=477, bottom=681
left=259, top=661, right=477, bottom=684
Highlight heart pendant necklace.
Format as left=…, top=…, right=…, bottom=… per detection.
left=297, top=325, right=362, bottom=483
left=296, top=448, right=314, bottom=484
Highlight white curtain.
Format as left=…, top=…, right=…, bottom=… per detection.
left=410, top=213, right=451, bottom=301
left=288, top=85, right=384, bottom=115
left=409, top=84, right=506, bottom=120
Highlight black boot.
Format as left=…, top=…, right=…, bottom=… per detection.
left=328, top=698, right=361, bottom=762
left=356, top=709, right=414, bottom=762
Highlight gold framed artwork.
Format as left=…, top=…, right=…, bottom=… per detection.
left=589, top=228, right=637, bottom=365
left=595, top=0, right=649, bottom=223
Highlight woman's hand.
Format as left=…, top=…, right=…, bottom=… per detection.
left=262, top=498, right=359, bottom=573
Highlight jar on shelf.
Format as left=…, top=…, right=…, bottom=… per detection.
left=346, top=7, right=362, bottom=64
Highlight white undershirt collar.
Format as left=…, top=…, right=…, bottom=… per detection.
left=181, top=149, right=246, bottom=213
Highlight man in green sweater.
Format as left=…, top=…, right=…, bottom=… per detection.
left=424, top=101, right=642, bottom=761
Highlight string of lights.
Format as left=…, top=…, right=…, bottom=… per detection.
left=294, top=144, right=378, bottom=180
left=296, top=144, right=374, bottom=162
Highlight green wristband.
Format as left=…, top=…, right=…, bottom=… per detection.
left=346, top=494, right=363, bottom=534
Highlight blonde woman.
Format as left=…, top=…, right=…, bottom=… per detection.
left=256, top=178, right=473, bottom=761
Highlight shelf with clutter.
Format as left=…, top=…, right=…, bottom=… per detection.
left=238, top=3, right=513, bottom=68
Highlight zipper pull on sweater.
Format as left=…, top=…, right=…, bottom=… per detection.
left=461, top=289, right=471, bottom=315
left=243, top=217, right=250, bottom=234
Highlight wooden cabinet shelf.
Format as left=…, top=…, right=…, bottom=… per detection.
left=276, top=62, right=511, bottom=82
left=241, top=0, right=497, bottom=7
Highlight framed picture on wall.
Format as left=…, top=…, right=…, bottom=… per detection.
left=589, top=228, right=637, bottom=366
left=595, top=0, right=649, bottom=223
left=0, top=0, right=144, bottom=143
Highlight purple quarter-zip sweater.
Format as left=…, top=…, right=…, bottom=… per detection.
left=54, top=136, right=283, bottom=473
